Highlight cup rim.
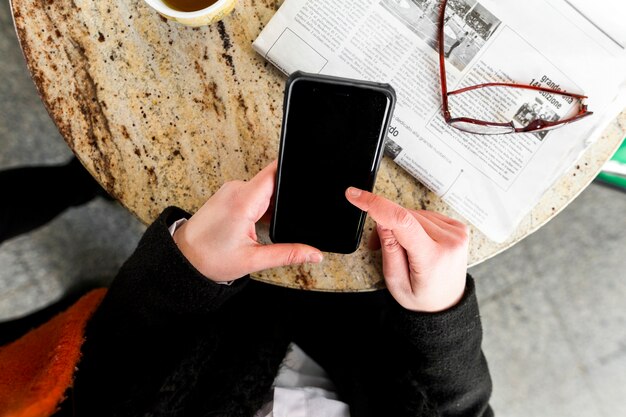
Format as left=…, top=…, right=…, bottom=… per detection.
left=143, top=0, right=231, bottom=18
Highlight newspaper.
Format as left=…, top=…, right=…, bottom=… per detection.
left=253, top=0, right=626, bottom=242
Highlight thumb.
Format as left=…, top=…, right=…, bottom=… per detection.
left=245, top=243, right=323, bottom=272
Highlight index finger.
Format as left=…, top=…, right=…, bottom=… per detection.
left=345, top=187, right=431, bottom=251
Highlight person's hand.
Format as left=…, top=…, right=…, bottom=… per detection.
left=173, top=161, right=323, bottom=282
left=346, top=187, right=468, bottom=313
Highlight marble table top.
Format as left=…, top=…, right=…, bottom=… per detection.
left=11, top=0, right=626, bottom=291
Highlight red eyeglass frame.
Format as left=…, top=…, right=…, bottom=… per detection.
left=438, top=0, right=593, bottom=134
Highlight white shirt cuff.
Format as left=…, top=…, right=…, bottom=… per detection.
left=168, top=217, right=234, bottom=286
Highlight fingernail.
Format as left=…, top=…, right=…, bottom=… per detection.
left=347, top=187, right=361, bottom=198
left=307, top=252, right=323, bottom=263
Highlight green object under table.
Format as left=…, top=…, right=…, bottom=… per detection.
left=597, top=138, right=626, bottom=189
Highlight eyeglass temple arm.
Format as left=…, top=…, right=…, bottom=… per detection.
left=515, top=110, right=593, bottom=133
left=438, top=0, right=588, bottom=117
left=438, top=0, right=451, bottom=121
left=448, top=82, right=589, bottom=100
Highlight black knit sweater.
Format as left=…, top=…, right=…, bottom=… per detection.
left=73, top=207, right=493, bottom=417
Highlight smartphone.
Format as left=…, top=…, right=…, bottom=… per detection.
left=270, top=71, right=396, bottom=254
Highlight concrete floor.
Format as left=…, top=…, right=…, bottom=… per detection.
left=2, top=2, right=626, bottom=416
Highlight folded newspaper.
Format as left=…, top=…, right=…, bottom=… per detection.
left=253, top=0, right=626, bottom=242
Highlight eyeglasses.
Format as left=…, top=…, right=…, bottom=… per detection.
left=438, top=0, right=593, bottom=135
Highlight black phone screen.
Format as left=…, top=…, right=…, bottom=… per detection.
left=271, top=74, right=394, bottom=254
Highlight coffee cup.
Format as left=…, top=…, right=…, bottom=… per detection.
left=143, top=0, right=237, bottom=27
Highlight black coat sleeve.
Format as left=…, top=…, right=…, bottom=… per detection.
left=73, top=207, right=249, bottom=416
left=387, top=276, right=493, bottom=417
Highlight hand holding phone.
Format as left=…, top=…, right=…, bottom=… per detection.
left=270, top=72, right=396, bottom=254
left=173, top=161, right=324, bottom=281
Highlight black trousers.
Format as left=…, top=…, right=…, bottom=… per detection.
left=0, top=157, right=103, bottom=338
left=217, top=280, right=393, bottom=417
left=0, top=157, right=102, bottom=245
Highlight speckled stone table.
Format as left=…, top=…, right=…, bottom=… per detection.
left=10, top=0, right=626, bottom=291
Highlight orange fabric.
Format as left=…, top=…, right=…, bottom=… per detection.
left=0, top=288, right=107, bottom=417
